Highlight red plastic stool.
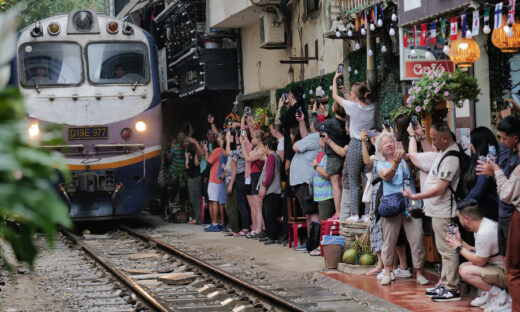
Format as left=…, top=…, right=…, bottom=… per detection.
left=319, top=220, right=340, bottom=256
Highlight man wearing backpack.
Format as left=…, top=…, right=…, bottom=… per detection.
left=403, top=122, right=463, bottom=302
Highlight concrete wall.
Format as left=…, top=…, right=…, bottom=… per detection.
left=207, top=0, right=252, bottom=28
left=240, top=1, right=344, bottom=95
left=474, top=34, right=492, bottom=129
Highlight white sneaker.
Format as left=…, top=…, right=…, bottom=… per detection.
left=471, top=291, right=489, bottom=307
left=393, top=267, right=412, bottom=278
left=494, top=290, right=510, bottom=306
left=360, top=215, right=370, bottom=223
left=492, top=299, right=512, bottom=312
left=377, top=270, right=395, bottom=281
left=346, top=215, right=359, bottom=222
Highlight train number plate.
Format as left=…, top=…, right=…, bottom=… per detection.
left=68, top=127, right=108, bottom=140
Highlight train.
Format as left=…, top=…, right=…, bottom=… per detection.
left=13, top=10, right=162, bottom=220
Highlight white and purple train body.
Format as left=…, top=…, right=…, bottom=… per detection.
left=14, top=10, right=162, bottom=220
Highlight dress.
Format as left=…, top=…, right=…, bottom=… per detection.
left=368, top=156, right=383, bottom=253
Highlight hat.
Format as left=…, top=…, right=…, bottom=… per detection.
left=317, top=115, right=326, bottom=122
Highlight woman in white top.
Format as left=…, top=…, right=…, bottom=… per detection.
left=332, top=72, right=375, bottom=222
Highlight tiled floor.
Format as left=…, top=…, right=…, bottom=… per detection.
left=321, top=271, right=482, bottom=312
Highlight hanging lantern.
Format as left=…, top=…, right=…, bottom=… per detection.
left=449, top=32, right=480, bottom=67
left=492, top=16, right=520, bottom=53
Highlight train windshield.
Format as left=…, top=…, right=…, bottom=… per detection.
left=87, top=42, right=150, bottom=84
left=19, top=42, right=83, bottom=87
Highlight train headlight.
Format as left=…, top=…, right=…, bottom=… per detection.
left=135, top=121, right=146, bottom=132
left=48, top=23, right=60, bottom=35
left=107, top=21, right=119, bottom=34
left=73, top=11, right=93, bottom=31
left=121, top=128, right=133, bottom=140
left=28, top=124, right=40, bottom=138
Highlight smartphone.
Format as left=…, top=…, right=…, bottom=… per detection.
left=448, top=224, right=458, bottom=236
left=366, top=129, right=378, bottom=138
left=337, top=63, right=344, bottom=74
left=297, top=106, right=303, bottom=117
left=478, top=155, right=487, bottom=163
left=316, top=96, right=321, bottom=106
left=411, top=115, right=419, bottom=130
left=319, top=124, right=326, bottom=137
left=497, top=101, right=509, bottom=111
left=244, top=106, right=250, bottom=116
left=282, top=93, right=288, bottom=103
left=488, top=145, right=497, bottom=163
left=241, top=129, right=246, bottom=137
left=396, top=141, right=404, bottom=150
left=383, top=116, right=391, bottom=129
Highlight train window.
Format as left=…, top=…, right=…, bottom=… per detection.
left=86, top=42, right=150, bottom=84
left=19, top=42, right=83, bottom=87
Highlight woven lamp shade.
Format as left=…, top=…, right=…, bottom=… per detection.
left=449, top=33, right=480, bottom=68
left=492, top=16, right=520, bottom=53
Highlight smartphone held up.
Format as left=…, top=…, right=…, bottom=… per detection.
left=336, top=63, right=344, bottom=87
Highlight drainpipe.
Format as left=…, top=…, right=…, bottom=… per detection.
left=366, top=26, right=376, bottom=91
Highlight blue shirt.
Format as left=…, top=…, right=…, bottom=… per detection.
left=377, top=160, right=411, bottom=196
left=464, top=175, right=499, bottom=221
left=217, top=154, right=228, bottom=181
left=498, top=143, right=520, bottom=218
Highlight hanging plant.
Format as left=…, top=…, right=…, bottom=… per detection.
left=392, top=68, right=480, bottom=119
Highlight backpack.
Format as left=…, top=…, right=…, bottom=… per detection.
left=436, top=144, right=470, bottom=207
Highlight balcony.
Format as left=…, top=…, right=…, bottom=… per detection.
left=208, top=0, right=281, bottom=29
left=344, top=0, right=384, bottom=15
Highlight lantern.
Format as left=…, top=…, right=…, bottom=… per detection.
left=449, top=32, right=480, bottom=68
left=492, top=16, right=520, bottom=53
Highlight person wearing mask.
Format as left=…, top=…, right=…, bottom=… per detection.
left=258, top=136, right=283, bottom=245
left=446, top=199, right=509, bottom=310
left=290, top=117, right=321, bottom=250
left=185, top=142, right=201, bottom=225
left=376, top=132, right=428, bottom=286
left=403, top=122, right=461, bottom=301
left=312, top=101, right=349, bottom=220
left=332, top=74, right=375, bottom=222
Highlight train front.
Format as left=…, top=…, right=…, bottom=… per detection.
left=16, top=10, right=161, bottom=220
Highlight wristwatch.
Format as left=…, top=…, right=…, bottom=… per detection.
left=455, top=245, right=463, bottom=253
left=409, top=135, right=416, bottom=140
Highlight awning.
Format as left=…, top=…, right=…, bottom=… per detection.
left=116, top=0, right=161, bottom=19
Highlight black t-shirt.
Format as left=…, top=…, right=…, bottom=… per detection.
left=186, top=155, right=200, bottom=178
left=279, top=102, right=307, bottom=161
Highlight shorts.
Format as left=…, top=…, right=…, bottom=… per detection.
left=218, top=182, right=227, bottom=205
left=318, top=199, right=335, bottom=221
left=251, top=172, right=261, bottom=195
left=294, top=183, right=318, bottom=215
left=245, top=177, right=253, bottom=195
left=208, top=182, right=220, bottom=202
left=326, top=154, right=344, bottom=175
left=477, top=264, right=507, bottom=289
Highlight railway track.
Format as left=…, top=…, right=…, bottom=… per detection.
left=61, top=226, right=313, bottom=312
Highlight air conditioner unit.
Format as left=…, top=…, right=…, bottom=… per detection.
left=259, top=12, right=286, bottom=49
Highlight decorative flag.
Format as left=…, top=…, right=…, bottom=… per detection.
left=450, top=17, right=458, bottom=40
left=495, top=3, right=503, bottom=29
left=364, top=9, right=368, bottom=28
left=441, top=19, right=447, bottom=42
left=420, top=23, right=427, bottom=46
left=371, top=7, right=376, bottom=24
left=403, top=26, right=408, bottom=47
left=355, top=15, right=360, bottom=31
left=413, top=25, right=418, bottom=47
left=379, top=6, right=384, bottom=24
left=484, top=5, right=490, bottom=25
left=472, top=10, right=480, bottom=36
left=461, top=13, right=467, bottom=38
left=430, top=21, right=436, bottom=45
left=508, top=0, right=516, bottom=25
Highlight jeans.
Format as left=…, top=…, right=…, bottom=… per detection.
left=187, top=176, right=201, bottom=224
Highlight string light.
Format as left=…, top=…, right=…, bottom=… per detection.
left=410, top=47, right=417, bottom=57
left=369, top=23, right=375, bottom=31
left=361, top=28, right=366, bottom=35
left=391, top=11, right=398, bottom=22
left=443, top=45, right=450, bottom=55
left=368, top=49, right=373, bottom=56
left=381, top=45, right=387, bottom=53
left=347, top=28, right=352, bottom=37
left=355, top=41, right=360, bottom=50
left=389, top=27, right=396, bottom=36
left=377, top=19, right=383, bottom=27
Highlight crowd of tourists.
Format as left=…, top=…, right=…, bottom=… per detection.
left=169, top=71, right=519, bottom=312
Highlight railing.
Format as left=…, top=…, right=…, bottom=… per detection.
left=343, top=0, right=384, bottom=15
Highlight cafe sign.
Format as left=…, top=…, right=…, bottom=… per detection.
left=405, top=61, right=454, bottom=78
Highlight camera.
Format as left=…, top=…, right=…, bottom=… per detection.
left=497, top=101, right=510, bottom=111
left=319, top=124, right=326, bottom=137
left=297, top=106, right=303, bottom=117
left=366, top=129, right=377, bottom=138
left=383, top=116, right=391, bottom=129
left=411, top=115, right=419, bottom=130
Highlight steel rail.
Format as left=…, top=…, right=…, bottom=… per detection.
left=60, top=229, right=174, bottom=312
left=118, top=225, right=309, bottom=312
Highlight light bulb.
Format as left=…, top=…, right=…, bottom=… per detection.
left=329, top=85, right=333, bottom=90
left=381, top=45, right=387, bottom=53
left=377, top=19, right=383, bottom=27
left=336, top=28, right=341, bottom=37
left=443, top=45, right=450, bottom=55
left=354, top=69, right=359, bottom=75
left=389, top=27, right=396, bottom=36
left=459, top=42, right=468, bottom=50
left=483, top=24, right=491, bottom=34
left=410, top=48, right=417, bottom=57
left=347, top=29, right=352, bottom=37
left=347, top=66, right=352, bottom=72
left=361, top=28, right=366, bottom=35
left=355, top=42, right=360, bottom=50
left=391, top=13, right=398, bottom=22
left=425, top=50, right=433, bottom=59
left=309, top=89, right=313, bottom=94
left=368, top=49, right=373, bottom=56
left=370, top=23, right=375, bottom=31
left=466, top=30, right=472, bottom=39
left=505, top=24, right=514, bottom=37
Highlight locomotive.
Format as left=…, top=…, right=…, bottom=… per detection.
left=15, top=10, right=162, bottom=220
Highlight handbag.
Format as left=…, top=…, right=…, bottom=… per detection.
left=361, top=172, right=373, bottom=205
left=379, top=192, right=406, bottom=217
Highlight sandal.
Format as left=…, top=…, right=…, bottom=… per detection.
left=238, top=230, right=249, bottom=236
left=327, top=214, right=340, bottom=221
left=309, top=248, right=321, bottom=256
left=224, top=232, right=235, bottom=237
left=188, top=220, right=197, bottom=224
left=365, top=268, right=383, bottom=275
